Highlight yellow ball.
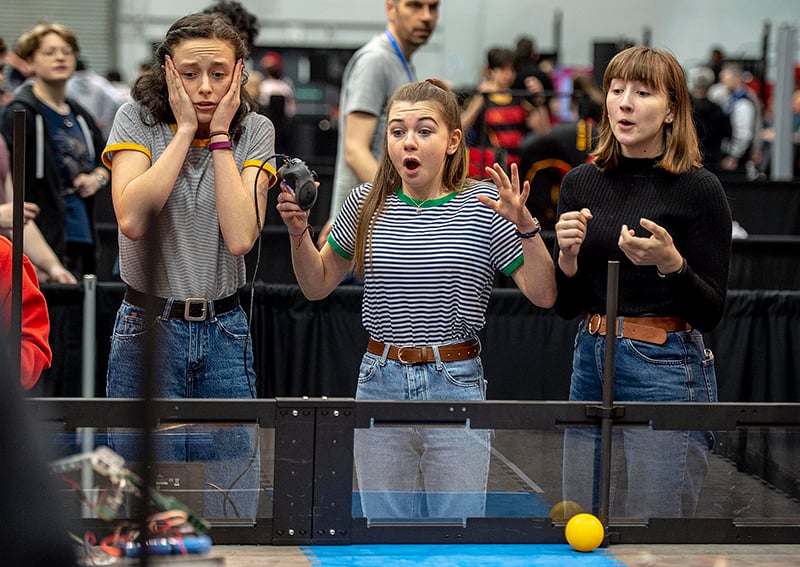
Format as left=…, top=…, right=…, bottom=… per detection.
left=565, top=513, right=604, bottom=552
left=549, top=500, right=585, bottom=522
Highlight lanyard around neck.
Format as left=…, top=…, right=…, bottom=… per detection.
left=384, top=30, right=414, bottom=83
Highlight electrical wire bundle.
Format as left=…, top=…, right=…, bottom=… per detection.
left=50, top=446, right=211, bottom=564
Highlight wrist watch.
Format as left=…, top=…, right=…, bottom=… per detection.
left=96, top=174, right=108, bottom=189
left=515, top=217, right=542, bottom=239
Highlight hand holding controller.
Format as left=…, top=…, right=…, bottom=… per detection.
left=278, top=158, right=318, bottom=211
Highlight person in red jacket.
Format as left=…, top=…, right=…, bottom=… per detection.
left=0, top=235, right=52, bottom=389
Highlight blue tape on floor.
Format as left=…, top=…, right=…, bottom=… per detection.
left=302, top=544, right=625, bottom=567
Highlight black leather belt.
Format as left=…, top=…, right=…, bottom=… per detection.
left=124, top=287, right=239, bottom=322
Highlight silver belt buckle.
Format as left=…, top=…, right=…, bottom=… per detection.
left=184, top=298, right=208, bottom=321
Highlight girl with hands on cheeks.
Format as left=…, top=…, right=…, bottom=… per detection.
left=553, top=47, right=732, bottom=520
left=279, top=79, right=555, bottom=523
left=102, top=12, right=278, bottom=404
left=101, top=12, right=277, bottom=521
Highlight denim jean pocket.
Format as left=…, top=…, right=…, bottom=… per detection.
left=357, top=353, right=380, bottom=384
left=441, top=357, right=484, bottom=389
left=623, top=333, right=685, bottom=365
left=215, top=308, right=249, bottom=340
left=113, top=310, right=150, bottom=338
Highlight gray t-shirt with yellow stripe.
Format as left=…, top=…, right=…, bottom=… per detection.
left=103, top=101, right=275, bottom=300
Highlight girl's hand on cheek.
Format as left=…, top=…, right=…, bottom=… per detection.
left=164, top=55, right=198, bottom=133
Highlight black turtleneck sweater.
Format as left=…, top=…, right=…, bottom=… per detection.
left=553, top=156, right=732, bottom=332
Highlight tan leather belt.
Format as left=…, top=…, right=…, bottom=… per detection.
left=367, top=338, right=481, bottom=364
left=583, top=314, right=691, bottom=345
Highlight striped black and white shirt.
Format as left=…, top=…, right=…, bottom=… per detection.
left=329, top=182, right=523, bottom=345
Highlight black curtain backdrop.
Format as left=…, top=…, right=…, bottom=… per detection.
left=722, top=180, right=800, bottom=235
left=35, top=284, right=800, bottom=404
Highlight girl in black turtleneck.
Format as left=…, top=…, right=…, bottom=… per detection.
left=554, top=46, right=731, bottom=519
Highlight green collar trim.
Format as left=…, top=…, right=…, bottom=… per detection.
left=396, top=186, right=457, bottom=210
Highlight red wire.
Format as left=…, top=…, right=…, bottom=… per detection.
left=99, top=534, right=126, bottom=557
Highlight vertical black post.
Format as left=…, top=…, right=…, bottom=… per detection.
left=598, top=260, right=619, bottom=543
left=552, top=10, right=562, bottom=65
left=759, top=20, right=771, bottom=105
left=9, top=110, right=26, bottom=386
left=138, top=211, right=160, bottom=567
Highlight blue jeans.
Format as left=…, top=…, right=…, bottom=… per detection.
left=106, top=300, right=255, bottom=398
left=563, top=319, right=717, bottom=519
left=106, top=300, right=259, bottom=520
left=353, top=344, right=491, bottom=523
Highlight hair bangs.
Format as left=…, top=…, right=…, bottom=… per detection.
left=603, top=47, right=671, bottom=96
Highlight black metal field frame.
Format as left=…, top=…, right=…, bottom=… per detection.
left=27, top=398, right=800, bottom=546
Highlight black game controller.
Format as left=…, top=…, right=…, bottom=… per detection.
left=278, top=157, right=317, bottom=211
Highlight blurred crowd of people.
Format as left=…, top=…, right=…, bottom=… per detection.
left=458, top=38, right=800, bottom=233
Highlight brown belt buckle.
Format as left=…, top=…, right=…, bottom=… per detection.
left=587, top=313, right=602, bottom=335
left=396, top=347, right=415, bottom=364
left=184, top=298, right=208, bottom=322
left=397, top=346, right=429, bottom=364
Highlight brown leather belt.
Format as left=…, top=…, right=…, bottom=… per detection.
left=367, top=338, right=481, bottom=364
left=583, top=314, right=691, bottom=345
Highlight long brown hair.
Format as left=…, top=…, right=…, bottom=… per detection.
left=131, top=13, right=254, bottom=142
left=591, top=46, right=701, bottom=174
left=353, top=78, right=471, bottom=276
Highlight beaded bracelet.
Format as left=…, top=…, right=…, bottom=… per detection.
left=208, top=140, right=233, bottom=151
